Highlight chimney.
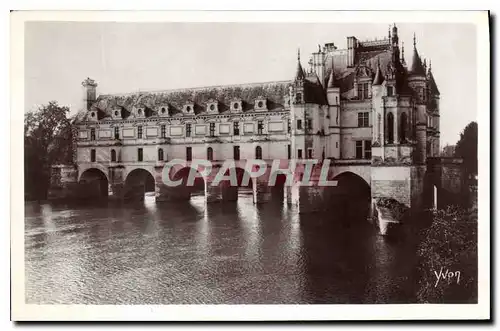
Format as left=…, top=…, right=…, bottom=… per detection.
left=347, top=36, right=358, bottom=67
left=82, top=77, right=98, bottom=111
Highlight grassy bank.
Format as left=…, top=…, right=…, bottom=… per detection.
left=416, top=205, right=478, bottom=303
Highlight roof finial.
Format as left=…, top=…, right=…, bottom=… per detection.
left=413, top=32, right=416, bottom=48
left=402, top=41, right=405, bottom=57
left=429, top=59, right=432, bottom=72
left=388, top=25, right=391, bottom=39
left=297, top=48, right=300, bottom=61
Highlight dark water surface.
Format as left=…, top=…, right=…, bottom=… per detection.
left=25, top=194, right=420, bottom=304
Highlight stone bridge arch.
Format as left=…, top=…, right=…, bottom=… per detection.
left=123, top=168, right=156, bottom=201
left=329, top=164, right=371, bottom=187
left=78, top=167, right=109, bottom=199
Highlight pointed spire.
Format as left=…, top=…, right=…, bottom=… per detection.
left=409, top=34, right=426, bottom=76
left=372, top=57, right=385, bottom=85
left=327, top=56, right=338, bottom=88
left=427, top=59, right=440, bottom=95
left=294, top=48, right=305, bottom=81
left=401, top=41, right=406, bottom=65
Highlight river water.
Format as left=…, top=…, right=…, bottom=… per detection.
left=25, top=193, right=420, bottom=304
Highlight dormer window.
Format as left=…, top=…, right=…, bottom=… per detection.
left=230, top=98, right=243, bottom=112
left=135, top=107, right=145, bottom=118
left=357, top=81, right=371, bottom=100
left=254, top=97, right=267, bottom=111
left=88, top=110, right=98, bottom=121
left=183, top=102, right=195, bottom=115
left=159, top=105, right=169, bottom=117
left=207, top=99, right=218, bottom=114
left=112, top=107, right=122, bottom=120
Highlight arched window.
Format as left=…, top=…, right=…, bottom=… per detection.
left=387, top=112, right=394, bottom=144
left=207, top=147, right=213, bottom=161
left=111, top=149, right=116, bottom=162
left=400, top=112, right=407, bottom=143
left=158, top=148, right=164, bottom=161
left=255, top=146, right=262, bottom=160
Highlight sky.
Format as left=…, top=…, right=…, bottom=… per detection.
left=24, top=22, right=477, bottom=146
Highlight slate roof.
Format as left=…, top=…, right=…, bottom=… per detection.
left=75, top=81, right=293, bottom=122
left=324, top=48, right=394, bottom=94
left=409, top=47, right=426, bottom=76
left=427, top=68, right=440, bottom=95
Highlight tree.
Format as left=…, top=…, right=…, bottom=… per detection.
left=454, top=121, right=478, bottom=177
left=24, top=101, right=74, bottom=200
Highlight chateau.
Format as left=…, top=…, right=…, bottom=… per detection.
left=51, top=25, right=465, bottom=216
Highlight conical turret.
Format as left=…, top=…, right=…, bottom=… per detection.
left=409, top=33, right=426, bottom=76
left=372, top=57, right=385, bottom=85
left=326, top=57, right=338, bottom=88
left=294, top=49, right=305, bottom=82
left=427, top=60, right=440, bottom=95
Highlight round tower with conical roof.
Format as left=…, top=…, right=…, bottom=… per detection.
left=326, top=56, right=341, bottom=158
left=427, top=60, right=441, bottom=157
left=408, top=34, right=428, bottom=164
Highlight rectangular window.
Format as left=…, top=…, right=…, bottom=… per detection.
left=306, top=119, right=312, bottom=130
left=209, top=123, right=215, bottom=137
left=90, top=149, right=96, bottom=162
left=138, top=148, right=143, bottom=162
left=233, top=121, right=240, bottom=135
left=364, top=140, right=372, bottom=159
left=355, top=141, right=363, bottom=159
left=297, top=149, right=303, bottom=159
left=257, top=120, right=264, bottom=135
left=357, top=112, right=369, bottom=127
left=336, top=141, right=339, bottom=148
left=137, top=126, right=143, bottom=139
left=297, top=119, right=302, bottom=130
left=233, top=146, right=240, bottom=160
left=114, top=127, right=119, bottom=140
left=307, top=148, right=313, bottom=159
left=287, top=145, right=291, bottom=159
left=186, top=147, right=192, bottom=161
left=161, top=125, right=166, bottom=138
left=387, top=86, right=394, bottom=96
left=90, top=128, right=96, bottom=141
left=186, top=123, right=192, bottom=137
left=358, top=83, right=370, bottom=99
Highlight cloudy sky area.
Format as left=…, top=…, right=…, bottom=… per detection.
left=25, top=22, right=476, bottom=146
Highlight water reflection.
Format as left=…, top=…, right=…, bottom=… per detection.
left=24, top=196, right=418, bottom=304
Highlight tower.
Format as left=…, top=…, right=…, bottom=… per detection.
left=326, top=57, right=341, bottom=158
left=408, top=34, right=428, bottom=164
left=290, top=49, right=306, bottom=160
left=371, top=57, right=385, bottom=151
left=427, top=60, right=441, bottom=157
